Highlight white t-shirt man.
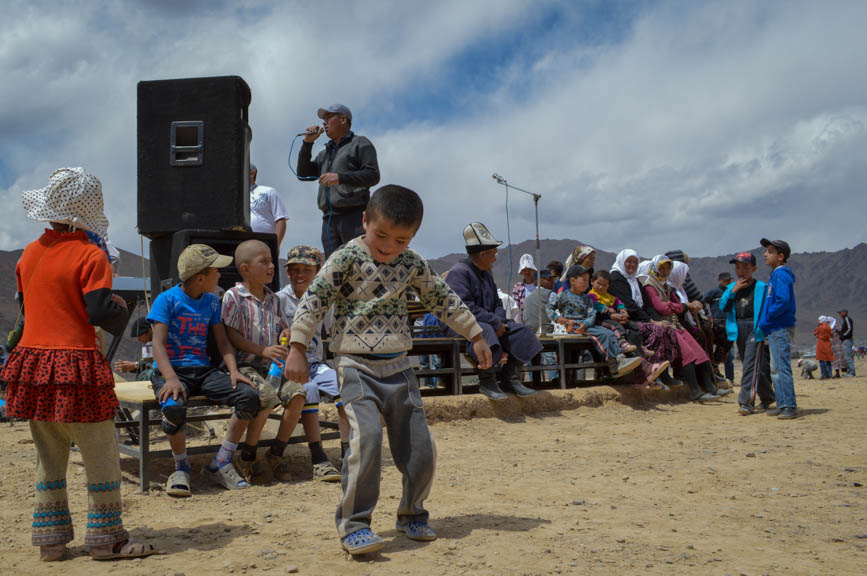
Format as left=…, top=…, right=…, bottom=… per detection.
left=250, top=184, right=289, bottom=235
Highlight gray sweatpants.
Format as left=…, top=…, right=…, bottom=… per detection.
left=735, top=320, right=774, bottom=407
left=335, top=354, right=437, bottom=538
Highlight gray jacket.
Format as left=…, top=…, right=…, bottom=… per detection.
left=523, top=287, right=553, bottom=334
left=297, top=131, right=380, bottom=213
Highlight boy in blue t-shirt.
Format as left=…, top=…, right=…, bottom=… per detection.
left=147, top=244, right=258, bottom=497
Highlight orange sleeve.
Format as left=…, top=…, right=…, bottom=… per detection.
left=79, top=247, right=113, bottom=295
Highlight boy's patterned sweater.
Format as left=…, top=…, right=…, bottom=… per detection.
left=547, top=289, right=598, bottom=327
left=289, top=238, right=482, bottom=355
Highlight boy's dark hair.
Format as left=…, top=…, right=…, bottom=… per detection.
left=566, top=264, right=589, bottom=280
left=547, top=260, right=564, bottom=276
left=591, top=269, right=611, bottom=282
left=366, top=185, right=424, bottom=228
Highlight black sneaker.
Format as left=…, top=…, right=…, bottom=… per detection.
left=765, top=407, right=782, bottom=416
left=777, top=407, right=799, bottom=420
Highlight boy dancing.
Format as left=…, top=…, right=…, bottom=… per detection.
left=285, top=185, right=492, bottom=555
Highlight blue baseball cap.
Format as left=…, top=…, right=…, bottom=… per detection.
left=317, top=104, right=352, bottom=122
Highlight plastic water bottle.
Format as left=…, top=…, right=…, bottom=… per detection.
left=267, top=336, right=289, bottom=389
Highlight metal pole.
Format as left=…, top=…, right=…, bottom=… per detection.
left=534, top=194, right=542, bottom=336
left=491, top=174, right=543, bottom=334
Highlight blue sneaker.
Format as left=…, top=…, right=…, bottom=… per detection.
left=341, top=528, right=385, bottom=555
left=396, top=520, right=437, bottom=542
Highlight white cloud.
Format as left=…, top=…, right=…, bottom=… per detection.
left=1, top=0, right=865, bottom=270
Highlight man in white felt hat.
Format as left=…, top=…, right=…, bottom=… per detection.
left=511, top=253, right=537, bottom=324
left=445, top=223, right=543, bottom=401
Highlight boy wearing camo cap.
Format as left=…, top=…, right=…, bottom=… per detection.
left=277, top=245, right=350, bottom=481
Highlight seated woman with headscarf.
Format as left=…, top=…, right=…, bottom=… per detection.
left=608, top=249, right=680, bottom=388
left=667, top=261, right=715, bottom=364
left=641, top=256, right=729, bottom=402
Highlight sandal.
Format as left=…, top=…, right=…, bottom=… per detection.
left=40, top=544, right=67, bottom=562
left=341, top=528, right=384, bottom=555
left=166, top=470, right=191, bottom=498
left=90, top=539, right=155, bottom=561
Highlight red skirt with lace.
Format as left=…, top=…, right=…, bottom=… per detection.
left=1, top=347, right=118, bottom=422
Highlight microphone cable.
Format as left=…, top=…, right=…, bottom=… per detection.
left=288, top=132, right=335, bottom=254
left=287, top=133, right=319, bottom=181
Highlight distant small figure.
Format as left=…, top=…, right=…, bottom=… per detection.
left=798, top=358, right=818, bottom=379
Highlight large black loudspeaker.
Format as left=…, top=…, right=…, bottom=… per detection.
left=150, top=230, right=280, bottom=297
left=137, top=76, right=252, bottom=238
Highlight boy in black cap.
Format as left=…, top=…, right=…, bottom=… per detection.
left=720, top=252, right=773, bottom=415
left=757, top=239, right=798, bottom=419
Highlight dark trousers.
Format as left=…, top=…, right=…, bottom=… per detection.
left=462, top=320, right=544, bottom=365
left=322, top=208, right=365, bottom=258
left=735, top=322, right=773, bottom=407
left=152, top=366, right=260, bottom=434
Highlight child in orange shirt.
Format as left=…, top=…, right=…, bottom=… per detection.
left=2, top=168, right=154, bottom=561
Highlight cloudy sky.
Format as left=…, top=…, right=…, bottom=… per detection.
left=2, top=0, right=865, bottom=262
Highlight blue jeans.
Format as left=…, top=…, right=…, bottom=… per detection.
left=418, top=354, right=440, bottom=387
left=819, top=360, right=832, bottom=379
left=843, top=339, right=856, bottom=376
left=725, top=348, right=735, bottom=381
left=767, top=327, right=796, bottom=409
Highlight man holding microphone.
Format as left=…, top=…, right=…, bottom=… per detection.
left=296, top=104, right=380, bottom=257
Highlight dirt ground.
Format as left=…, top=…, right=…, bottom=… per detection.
left=1, top=359, right=865, bottom=576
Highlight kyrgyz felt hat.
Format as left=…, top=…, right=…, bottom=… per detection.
left=463, top=222, right=502, bottom=254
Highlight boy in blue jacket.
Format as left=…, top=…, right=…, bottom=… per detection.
left=720, top=252, right=773, bottom=415
left=757, top=238, right=797, bottom=419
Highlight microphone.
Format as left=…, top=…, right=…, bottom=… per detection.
left=297, top=131, right=315, bottom=136
left=492, top=173, right=507, bottom=184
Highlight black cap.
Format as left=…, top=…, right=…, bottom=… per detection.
left=760, top=238, right=791, bottom=260
left=838, top=308, right=848, bottom=314
left=539, top=269, right=554, bottom=279
left=718, top=272, right=733, bottom=281
left=565, top=264, right=589, bottom=280
left=129, top=317, right=151, bottom=338
left=729, top=251, right=757, bottom=265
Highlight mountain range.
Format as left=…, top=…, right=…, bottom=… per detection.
left=2, top=240, right=865, bottom=353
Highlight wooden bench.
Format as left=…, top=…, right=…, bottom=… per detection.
left=452, top=335, right=613, bottom=391
left=114, top=380, right=339, bottom=493
left=322, top=334, right=613, bottom=395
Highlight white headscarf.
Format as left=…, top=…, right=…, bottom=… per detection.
left=667, top=261, right=690, bottom=304
left=667, top=261, right=694, bottom=325
left=637, top=260, right=653, bottom=283
left=611, top=249, right=642, bottom=306
left=818, top=315, right=835, bottom=329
